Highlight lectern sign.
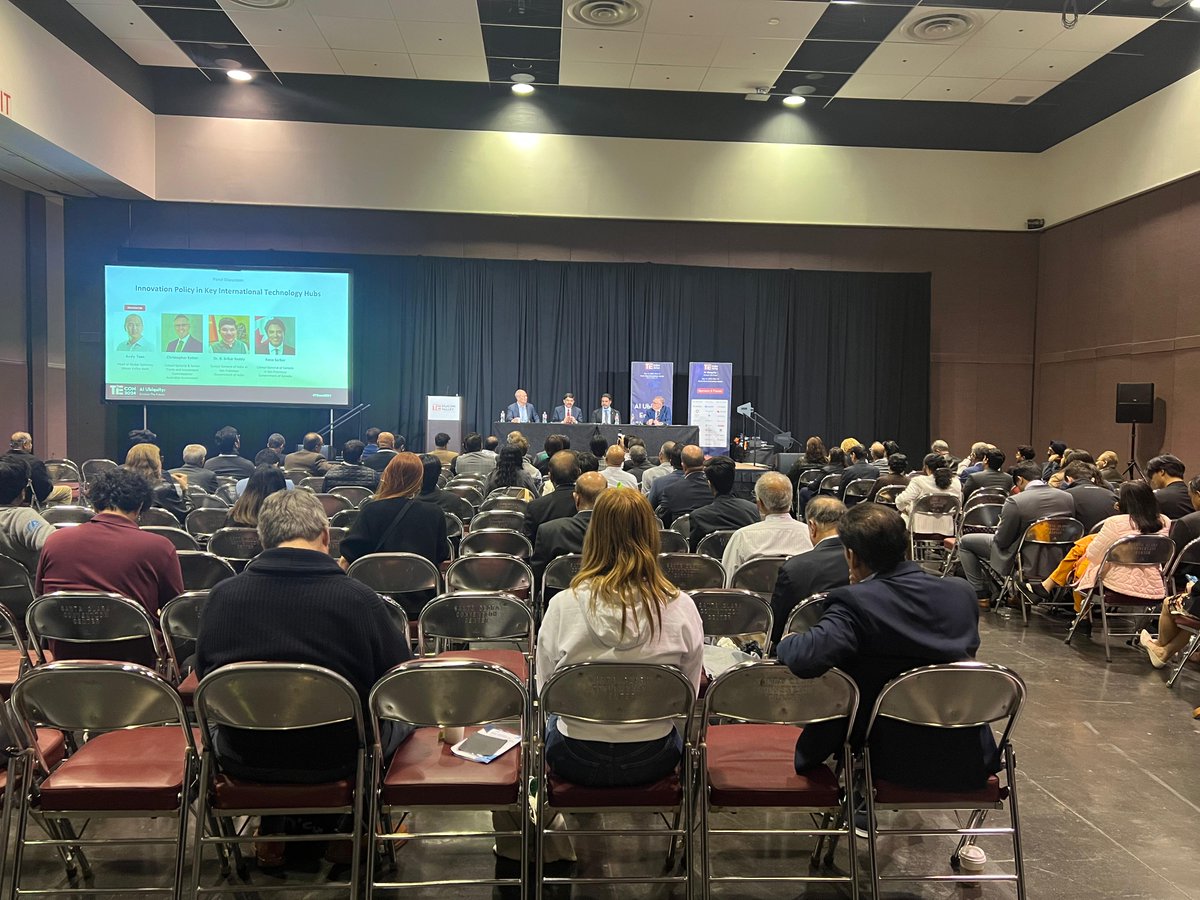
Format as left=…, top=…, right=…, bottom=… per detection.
left=688, top=362, right=732, bottom=457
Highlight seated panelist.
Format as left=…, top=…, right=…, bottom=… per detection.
left=591, top=393, right=621, bottom=425
left=552, top=393, right=581, bottom=424
left=506, top=389, right=538, bottom=424
left=643, top=395, right=672, bottom=426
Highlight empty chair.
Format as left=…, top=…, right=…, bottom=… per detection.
left=539, top=553, right=583, bottom=616
left=347, top=552, right=442, bottom=618
left=843, top=477, right=877, bottom=507
left=0, top=553, right=37, bottom=633
left=140, top=526, right=200, bottom=552
left=177, top=551, right=236, bottom=592
left=417, top=592, right=534, bottom=681
left=138, top=507, right=182, bottom=528
left=161, top=590, right=208, bottom=697
left=690, top=588, right=773, bottom=652
left=185, top=507, right=228, bottom=541
left=696, top=529, right=735, bottom=560
left=42, top=459, right=81, bottom=484
left=80, top=458, right=118, bottom=488
left=26, top=591, right=169, bottom=672
left=470, top=509, right=526, bottom=534
left=284, top=468, right=311, bottom=483
left=327, top=526, right=348, bottom=559
left=206, top=527, right=263, bottom=564
left=41, top=506, right=93, bottom=528
left=445, top=554, right=534, bottom=600
left=328, top=484, right=373, bottom=507
left=445, top=484, right=485, bottom=509
left=730, top=555, right=788, bottom=597
left=1000, top=515, right=1085, bottom=623
left=300, top=476, right=325, bottom=492
left=0, top=601, right=37, bottom=699
left=189, top=494, right=229, bottom=511
left=658, top=529, right=689, bottom=554
left=480, top=495, right=528, bottom=514
left=862, top=662, right=1028, bottom=900
left=460, top=528, right=532, bottom=560
left=671, top=512, right=692, bottom=540
left=908, top=493, right=960, bottom=575
left=313, top=493, right=354, bottom=518
left=444, top=512, right=463, bottom=543
left=964, top=489, right=1009, bottom=513
left=783, top=593, right=829, bottom=638
left=700, top=662, right=860, bottom=897
left=657, top=553, right=725, bottom=591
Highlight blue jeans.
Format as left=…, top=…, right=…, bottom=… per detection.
left=545, top=716, right=681, bottom=787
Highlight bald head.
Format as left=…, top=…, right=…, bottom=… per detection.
left=755, top=471, right=793, bottom=515
left=605, top=445, right=625, bottom=468
left=549, top=449, right=581, bottom=486
left=9, top=432, right=31, bottom=452
left=574, top=471, right=608, bottom=510
left=680, top=445, right=705, bottom=472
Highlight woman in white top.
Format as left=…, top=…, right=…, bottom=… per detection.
left=895, top=453, right=963, bottom=534
left=536, top=488, right=703, bottom=787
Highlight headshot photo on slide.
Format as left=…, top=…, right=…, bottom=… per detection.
left=254, top=316, right=296, bottom=356
left=208, top=315, right=250, bottom=354
left=163, top=313, right=202, bottom=352
left=115, top=312, right=151, bottom=351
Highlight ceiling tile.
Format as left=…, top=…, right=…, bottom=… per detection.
left=112, top=37, right=195, bottom=66
left=176, top=41, right=268, bottom=70
left=630, top=63, right=708, bottom=90
left=1042, top=12, right=1154, bottom=50
left=298, top=0, right=395, bottom=18
left=700, top=66, right=788, bottom=93
left=904, top=74, right=993, bottom=100
left=856, top=41, right=958, bottom=76
left=313, top=15, right=407, bottom=51
left=1089, top=0, right=1188, bottom=17
left=142, top=6, right=246, bottom=42
left=221, top=8, right=327, bottom=47
left=72, top=1, right=168, bottom=42
left=255, top=44, right=344, bottom=74
left=1004, top=0, right=1105, bottom=11
left=334, top=48, right=418, bottom=77
left=482, top=24, right=561, bottom=58
left=636, top=32, right=720, bottom=66
left=887, top=6, right=1000, bottom=45
left=486, top=56, right=559, bottom=82
left=411, top=53, right=489, bottom=80
left=390, top=0, right=482, bottom=23
left=836, top=71, right=924, bottom=98
left=967, top=10, right=1072, bottom=48
left=785, top=39, right=876, bottom=71
left=136, top=0, right=221, bottom=9
left=398, top=20, right=486, bottom=55
left=644, top=0, right=734, bottom=35
left=808, top=4, right=910, bottom=41
left=774, top=69, right=851, bottom=95
left=1004, top=47, right=1101, bottom=80
left=711, top=36, right=802, bottom=69
left=560, top=27, right=643, bottom=63
left=933, top=44, right=1032, bottom=78
left=558, top=60, right=635, bottom=87
left=969, top=77, right=1058, bottom=102
left=479, top=0, right=563, bottom=27
left=722, top=1, right=827, bottom=40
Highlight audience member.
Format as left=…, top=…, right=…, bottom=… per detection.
left=125, top=443, right=191, bottom=524
left=484, top=435, right=500, bottom=455
left=575, top=451, right=599, bottom=474
left=1140, top=581, right=1199, bottom=668
left=254, top=433, right=287, bottom=467
left=171, top=443, right=219, bottom=492
left=958, top=442, right=989, bottom=480
left=721, top=472, right=812, bottom=578
left=776, top=504, right=995, bottom=790
left=787, top=436, right=828, bottom=490
left=1043, top=440, right=1068, bottom=481
left=600, top=445, right=639, bottom=489
left=1008, top=444, right=1036, bottom=478
left=658, top=445, right=713, bottom=526
left=1096, top=450, right=1123, bottom=485
left=205, top=426, right=255, bottom=478
left=483, top=445, right=541, bottom=498
left=1048, top=449, right=1094, bottom=488
left=869, top=442, right=888, bottom=473
left=524, top=451, right=581, bottom=546
left=866, top=453, right=910, bottom=501
left=1148, top=454, right=1192, bottom=519
left=363, top=432, right=399, bottom=474
left=838, top=445, right=877, bottom=499
left=963, top=448, right=1014, bottom=499
left=535, top=434, right=566, bottom=476
left=686, top=456, right=760, bottom=551
left=536, top=488, right=702, bottom=786
left=284, top=432, right=331, bottom=476
left=625, top=445, right=651, bottom=482
left=896, top=453, right=962, bottom=530
left=0, top=455, right=53, bottom=576
left=825, top=447, right=845, bottom=471
left=35, top=468, right=183, bottom=665
left=588, top=433, right=610, bottom=462
left=531, top=471, right=607, bottom=581
left=958, top=462, right=1073, bottom=605
left=640, top=442, right=676, bottom=495
left=505, top=432, right=544, bottom=488
left=451, top=433, right=495, bottom=477
left=322, top=440, right=379, bottom=492
left=362, top=427, right=381, bottom=457
left=8, top=432, right=70, bottom=505
left=1168, top=475, right=1200, bottom=568
left=930, top=439, right=958, bottom=469
left=194, top=488, right=411, bottom=793
left=1060, top=461, right=1117, bottom=532
left=769, top=496, right=849, bottom=647
left=227, top=465, right=288, bottom=528
left=646, top=443, right=684, bottom=508
left=415, top=454, right=470, bottom=518
left=430, top=432, right=458, bottom=467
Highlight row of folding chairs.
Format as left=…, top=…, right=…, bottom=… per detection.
left=0, top=654, right=1027, bottom=899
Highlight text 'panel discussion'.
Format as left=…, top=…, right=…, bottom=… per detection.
left=1, top=0, right=1199, bottom=896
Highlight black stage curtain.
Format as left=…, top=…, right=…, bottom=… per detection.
left=101, top=251, right=929, bottom=466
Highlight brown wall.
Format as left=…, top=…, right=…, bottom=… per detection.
left=0, top=181, right=29, bottom=433
left=1035, top=174, right=1200, bottom=471
left=111, top=203, right=1040, bottom=459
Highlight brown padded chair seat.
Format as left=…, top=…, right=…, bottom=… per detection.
left=546, top=772, right=681, bottom=809
left=38, top=727, right=198, bottom=811
left=382, top=726, right=520, bottom=807
left=873, top=774, right=1005, bottom=806
left=705, top=724, right=840, bottom=808
left=176, top=670, right=198, bottom=707
left=0, top=729, right=66, bottom=794
left=0, top=649, right=51, bottom=700
left=437, top=649, right=528, bottom=682
left=212, top=775, right=354, bottom=810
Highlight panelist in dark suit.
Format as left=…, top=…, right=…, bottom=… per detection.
left=659, top=445, right=713, bottom=527
left=777, top=504, right=996, bottom=790
left=591, top=394, right=621, bottom=425
left=643, top=396, right=671, bottom=426
left=769, top=496, right=850, bottom=647
left=165, top=315, right=202, bottom=353
left=551, top=393, right=583, bottom=425
left=531, top=472, right=606, bottom=582
left=687, top=456, right=760, bottom=551
left=506, top=389, right=538, bottom=424
left=962, top=448, right=1014, bottom=500
left=524, top=451, right=581, bottom=547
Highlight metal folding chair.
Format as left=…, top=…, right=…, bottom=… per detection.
left=863, top=662, right=1028, bottom=900
left=657, top=552, right=725, bottom=591
left=689, top=589, right=773, bottom=653
left=0, top=602, right=39, bottom=700
left=535, top=662, right=696, bottom=898
left=908, top=494, right=960, bottom=575
left=206, top=527, right=263, bottom=567
left=184, top=508, right=228, bottom=541
left=0, top=705, right=71, bottom=890
left=446, top=554, right=535, bottom=602
left=26, top=592, right=169, bottom=673
left=818, top=474, right=842, bottom=496
left=79, top=458, right=118, bottom=490
left=942, top=503, right=1002, bottom=577
left=963, top=490, right=1008, bottom=514
left=0, top=554, right=37, bottom=634
left=138, top=507, right=181, bottom=528
left=177, top=551, right=236, bottom=592
left=873, top=484, right=904, bottom=508
left=141, top=526, right=201, bottom=551
left=41, top=506, right=92, bottom=528
left=314, top=493, right=354, bottom=518
left=189, top=495, right=229, bottom=510
left=300, top=476, right=325, bottom=492
left=417, top=591, right=534, bottom=682
left=1066, top=533, right=1174, bottom=661
left=161, top=591, right=208, bottom=696
left=445, top=484, right=485, bottom=509
left=730, top=555, right=789, bottom=598
left=1164, top=537, right=1200, bottom=688
left=696, top=530, right=735, bottom=560
left=480, top=495, right=528, bottom=514
left=487, top=486, right=534, bottom=501
left=330, top=507, right=360, bottom=529
left=328, top=485, right=373, bottom=507
left=699, top=661, right=859, bottom=898
left=460, top=528, right=533, bottom=559
left=367, top=659, right=529, bottom=896
left=783, top=593, right=830, bottom=638
left=191, top=663, right=368, bottom=897
left=347, top=552, right=442, bottom=618
left=327, top=525, right=348, bottom=559
left=1000, top=515, right=1085, bottom=624
left=471, top=509, right=526, bottom=534
left=42, top=460, right=81, bottom=485
left=539, top=553, right=582, bottom=617
left=671, top=513, right=693, bottom=540
left=843, top=477, right=876, bottom=507
left=659, top=529, right=689, bottom=554
left=9, top=661, right=198, bottom=899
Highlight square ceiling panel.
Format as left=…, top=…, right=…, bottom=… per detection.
left=302, top=0, right=395, bottom=19
left=560, top=27, right=644, bottom=63
left=142, top=6, right=247, bottom=42
left=71, top=0, right=169, bottom=42
left=390, top=0, right=482, bottom=23
left=710, top=37, right=805, bottom=70
left=630, top=63, right=708, bottom=90
left=559, top=59, right=635, bottom=87
left=482, top=23, right=561, bottom=58
left=635, top=32, right=720, bottom=66
left=784, top=39, right=877, bottom=72
left=1006, top=47, right=1102, bottom=80
left=255, top=44, right=342, bottom=74
left=838, top=72, right=924, bottom=99
left=479, top=0, right=564, bottom=28
left=721, top=1, right=826, bottom=40
left=856, top=42, right=958, bottom=77
left=970, top=77, right=1059, bottom=102
left=334, top=48, right=418, bottom=77
left=933, top=45, right=1033, bottom=78
left=410, top=53, right=489, bottom=80
left=398, top=20, right=486, bottom=55
left=905, top=74, right=993, bottom=99
left=808, top=4, right=910, bottom=41
left=220, top=7, right=328, bottom=48
left=111, top=37, right=195, bottom=67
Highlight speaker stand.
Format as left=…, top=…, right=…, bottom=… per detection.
left=1121, top=422, right=1143, bottom=480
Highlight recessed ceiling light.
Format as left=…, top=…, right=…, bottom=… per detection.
left=782, top=95, right=806, bottom=107
left=511, top=82, right=535, bottom=95
left=1191, top=0, right=1200, bottom=9
left=227, top=69, right=254, bottom=82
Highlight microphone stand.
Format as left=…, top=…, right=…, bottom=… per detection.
left=735, top=402, right=795, bottom=464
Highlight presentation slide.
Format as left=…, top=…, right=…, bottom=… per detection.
left=104, top=265, right=351, bottom=406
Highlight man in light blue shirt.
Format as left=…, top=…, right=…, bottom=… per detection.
left=505, top=389, right=538, bottom=423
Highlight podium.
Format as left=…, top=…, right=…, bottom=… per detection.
left=425, top=396, right=463, bottom=451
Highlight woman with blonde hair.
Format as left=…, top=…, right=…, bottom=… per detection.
left=536, top=488, right=703, bottom=786
left=124, top=443, right=190, bottom=523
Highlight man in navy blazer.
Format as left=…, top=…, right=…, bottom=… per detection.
left=551, top=393, right=582, bottom=424
left=777, top=503, right=997, bottom=790
left=769, top=496, right=850, bottom=646
left=505, top=389, right=538, bottom=424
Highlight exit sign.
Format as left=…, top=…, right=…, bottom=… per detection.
left=0, top=92, right=10, bottom=117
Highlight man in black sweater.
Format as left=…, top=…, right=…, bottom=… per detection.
left=688, top=455, right=760, bottom=551
left=195, top=489, right=411, bottom=782
left=524, top=451, right=581, bottom=546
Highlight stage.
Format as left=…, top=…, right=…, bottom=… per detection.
left=491, top=422, right=700, bottom=451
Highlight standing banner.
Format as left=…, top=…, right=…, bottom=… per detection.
left=688, top=362, right=733, bottom=456
left=630, top=362, right=675, bottom=426
left=425, top=395, right=463, bottom=451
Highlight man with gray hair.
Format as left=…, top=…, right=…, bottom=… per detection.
left=170, top=443, right=218, bottom=492
left=769, top=496, right=850, bottom=647
left=931, top=439, right=959, bottom=470
left=640, top=441, right=676, bottom=493
left=721, top=471, right=813, bottom=581
left=195, top=489, right=411, bottom=784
